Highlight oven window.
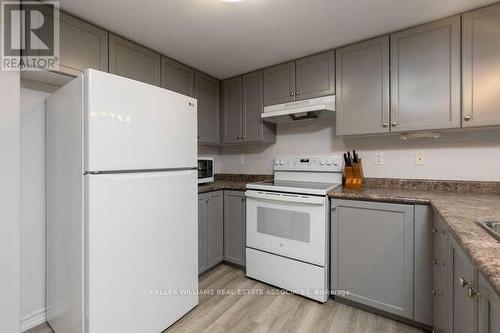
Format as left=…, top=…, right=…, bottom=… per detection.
left=257, top=207, right=310, bottom=243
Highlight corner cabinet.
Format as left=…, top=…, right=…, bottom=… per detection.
left=198, top=191, right=223, bottom=274
left=223, top=191, right=246, bottom=266
left=263, top=50, right=335, bottom=106
left=221, top=71, right=275, bottom=145
left=57, top=12, right=108, bottom=76
left=160, top=57, right=194, bottom=97
left=330, top=199, right=415, bottom=319
left=462, top=3, right=500, bottom=128
left=335, top=36, right=390, bottom=136
left=390, top=16, right=461, bottom=132
left=108, top=33, right=161, bottom=86
left=195, top=71, right=220, bottom=145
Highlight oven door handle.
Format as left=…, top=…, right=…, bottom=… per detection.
left=245, top=190, right=325, bottom=205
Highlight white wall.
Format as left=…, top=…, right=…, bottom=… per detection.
left=218, top=120, right=500, bottom=181
left=19, top=81, right=57, bottom=330
left=0, top=71, right=20, bottom=332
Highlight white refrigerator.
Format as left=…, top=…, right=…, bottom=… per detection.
left=46, top=69, right=198, bottom=333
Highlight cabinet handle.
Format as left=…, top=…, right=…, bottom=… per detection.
left=464, top=115, right=472, bottom=121
left=241, top=135, right=245, bottom=139
left=237, top=135, right=241, bottom=140
left=295, top=91, right=300, bottom=96
left=391, top=121, right=398, bottom=127
left=432, top=227, right=439, bottom=235
left=241, top=197, right=245, bottom=202
left=382, top=122, right=388, bottom=128
left=432, top=259, right=440, bottom=265
left=459, top=276, right=471, bottom=288
left=468, top=287, right=480, bottom=298
left=290, top=91, right=295, bottom=97
left=432, top=289, right=441, bottom=296
left=331, top=206, right=337, bottom=212
left=197, top=135, right=200, bottom=139
left=205, top=198, right=209, bottom=203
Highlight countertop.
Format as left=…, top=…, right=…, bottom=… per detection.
left=328, top=186, right=500, bottom=297
left=198, top=177, right=500, bottom=297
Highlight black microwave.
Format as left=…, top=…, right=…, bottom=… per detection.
left=198, top=158, right=214, bottom=184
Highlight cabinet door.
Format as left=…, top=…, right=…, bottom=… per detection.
left=223, top=191, right=246, bottom=266
left=477, top=273, right=500, bottom=333
left=331, top=199, right=414, bottom=319
left=198, top=194, right=208, bottom=274
left=263, top=61, right=295, bottom=106
left=336, top=36, right=390, bottom=135
left=206, top=191, right=223, bottom=268
left=195, top=71, right=220, bottom=145
left=58, top=12, right=108, bottom=76
left=109, top=33, right=161, bottom=86
left=390, top=16, right=461, bottom=132
left=449, top=235, right=476, bottom=333
left=221, top=76, right=242, bottom=144
left=242, top=71, right=275, bottom=144
left=462, top=3, right=500, bottom=128
left=160, top=57, right=194, bottom=97
left=295, top=50, right=335, bottom=101
left=433, top=210, right=450, bottom=333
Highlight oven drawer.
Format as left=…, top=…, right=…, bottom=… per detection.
left=245, top=190, right=328, bottom=266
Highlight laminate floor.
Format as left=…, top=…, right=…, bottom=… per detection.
left=28, top=264, right=424, bottom=333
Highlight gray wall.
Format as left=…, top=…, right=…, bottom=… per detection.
left=0, top=70, right=21, bottom=332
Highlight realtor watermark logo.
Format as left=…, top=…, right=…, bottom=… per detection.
left=1, top=1, right=59, bottom=71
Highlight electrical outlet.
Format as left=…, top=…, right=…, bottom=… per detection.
left=374, top=152, right=384, bottom=165
left=415, top=152, right=424, bottom=166
left=239, top=155, right=245, bottom=166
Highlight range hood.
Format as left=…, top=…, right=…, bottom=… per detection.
left=261, top=95, right=335, bottom=123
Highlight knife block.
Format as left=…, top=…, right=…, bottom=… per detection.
left=344, top=159, right=364, bottom=189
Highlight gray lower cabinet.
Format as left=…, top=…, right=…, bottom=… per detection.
left=221, top=71, right=276, bottom=145
left=223, top=191, right=246, bottom=266
left=295, top=50, right=335, bottom=101
left=160, top=57, right=194, bottom=97
left=335, top=36, right=390, bottom=136
left=433, top=210, right=450, bottom=333
left=198, top=191, right=223, bottom=274
left=477, top=273, right=500, bottom=333
left=108, top=33, right=161, bottom=86
left=390, top=16, right=461, bottom=132
left=330, top=199, right=415, bottom=319
left=57, top=12, right=108, bottom=76
left=195, top=71, right=220, bottom=145
left=462, top=3, right=500, bottom=128
left=448, top=235, right=476, bottom=333
left=263, top=61, right=296, bottom=106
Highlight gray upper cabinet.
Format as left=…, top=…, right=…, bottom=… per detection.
left=295, top=50, right=335, bottom=101
left=221, top=76, right=243, bottom=144
left=223, top=191, right=246, bottom=266
left=196, top=71, right=220, bottom=145
left=263, top=61, right=295, bottom=106
left=242, top=71, right=275, bottom=144
left=160, top=57, right=194, bottom=97
left=57, top=12, right=108, bottom=76
left=108, top=33, right=161, bottom=86
left=448, top=235, right=476, bottom=333
left=336, top=36, right=390, bottom=136
left=390, top=16, right=461, bottom=132
left=462, top=3, right=500, bottom=128
left=221, top=71, right=276, bottom=145
left=331, top=199, right=415, bottom=319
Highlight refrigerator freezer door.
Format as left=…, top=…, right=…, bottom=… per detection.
left=85, top=69, right=197, bottom=172
left=85, top=170, right=198, bottom=333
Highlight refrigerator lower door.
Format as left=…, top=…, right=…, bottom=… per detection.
left=85, top=170, right=197, bottom=333
left=85, top=69, right=197, bottom=172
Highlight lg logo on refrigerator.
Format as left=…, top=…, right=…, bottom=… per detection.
left=1, top=1, right=60, bottom=71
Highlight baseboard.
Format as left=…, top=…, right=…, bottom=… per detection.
left=20, top=308, right=46, bottom=332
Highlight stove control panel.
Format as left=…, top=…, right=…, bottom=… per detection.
left=273, top=155, right=343, bottom=172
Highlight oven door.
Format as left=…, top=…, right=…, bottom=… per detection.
left=245, top=190, right=328, bottom=266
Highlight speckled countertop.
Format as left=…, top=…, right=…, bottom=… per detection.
left=328, top=186, right=500, bottom=297
left=198, top=180, right=248, bottom=193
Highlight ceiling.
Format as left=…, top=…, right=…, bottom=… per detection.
left=59, top=0, right=497, bottom=79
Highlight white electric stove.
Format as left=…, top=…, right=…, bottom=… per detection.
left=245, top=155, right=343, bottom=303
